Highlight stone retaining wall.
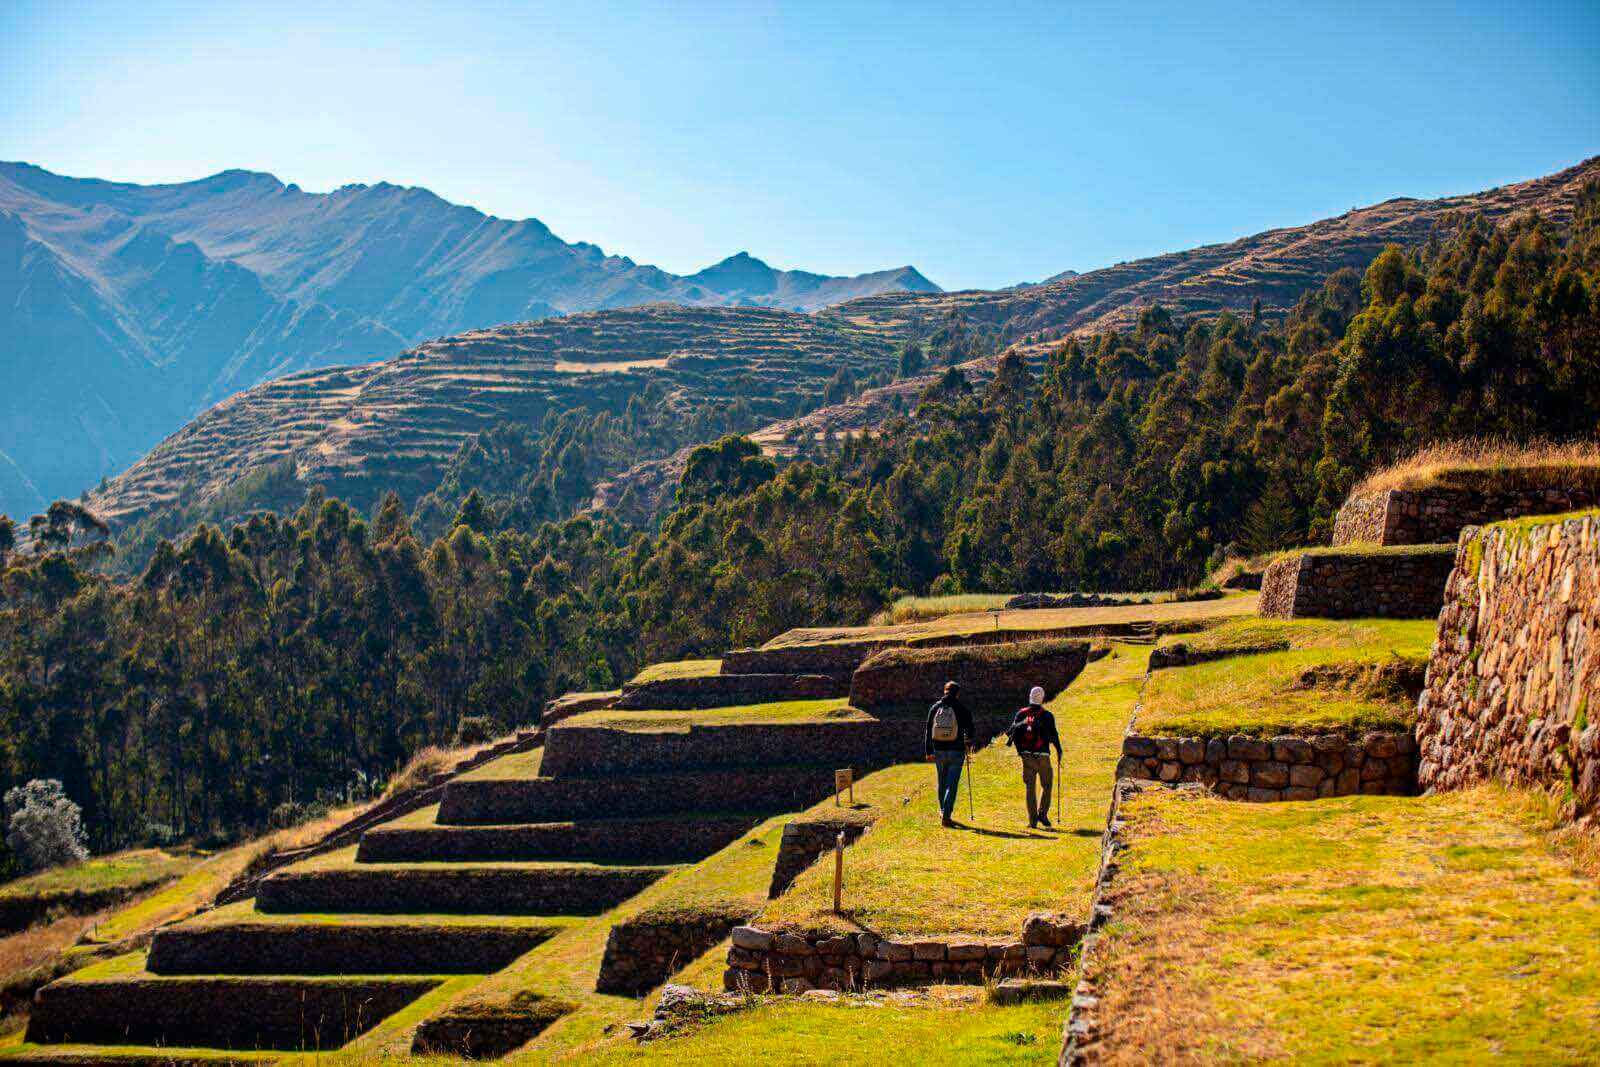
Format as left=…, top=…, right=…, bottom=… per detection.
left=356, top=815, right=756, bottom=865
left=27, top=976, right=439, bottom=1050
left=147, top=921, right=554, bottom=975
left=767, top=810, right=878, bottom=897
left=256, top=865, right=666, bottom=915
left=850, top=639, right=1092, bottom=715
left=541, top=690, right=620, bottom=727
left=596, top=902, right=758, bottom=996
left=722, top=912, right=1082, bottom=993
left=437, top=764, right=850, bottom=824
left=1116, top=731, right=1417, bottom=800
left=540, top=719, right=918, bottom=778
left=411, top=994, right=572, bottom=1059
left=722, top=642, right=898, bottom=685
left=1258, top=546, right=1456, bottom=619
left=615, top=673, right=843, bottom=710
left=1416, top=512, right=1600, bottom=820
left=1333, top=485, right=1600, bottom=546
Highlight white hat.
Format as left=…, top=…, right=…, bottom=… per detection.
left=1029, top=686, right=1045, bottom=705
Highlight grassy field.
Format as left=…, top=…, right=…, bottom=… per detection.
left=874, top=592, right=1171, bottom=625
left=1138, top=619, right=1435, bottom=737
left=764, top=593, right=1257, bottom=650
left=627, top=660, right=723, bottom=686
left=1085, top=784, right=1600, bottom=1063
left=757, top=645, right=1145, bottom=939
left=560, top=699, right=868, bottom=732
left=0, top=851, right=197, bottom=904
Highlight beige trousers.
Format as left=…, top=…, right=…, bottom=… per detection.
left=1021, top=751, right=1053, bottom=821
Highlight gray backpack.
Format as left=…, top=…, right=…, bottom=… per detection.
left=931, top=701, right=960, bottom=743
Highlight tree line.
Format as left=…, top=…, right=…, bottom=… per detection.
left=0, top=188, right=1595, bottom=859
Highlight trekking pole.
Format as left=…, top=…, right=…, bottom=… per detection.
left=966, top=748, right=975, bottom=820
left=1054, top=747, right=1062, bottom=825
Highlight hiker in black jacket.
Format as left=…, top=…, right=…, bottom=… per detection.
left=1005, top=686, right=1062, bottom=828
left=925, top=681, right=975, bottom=827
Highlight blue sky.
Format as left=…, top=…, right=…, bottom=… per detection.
left=2, top=1, right=1595, bottom=291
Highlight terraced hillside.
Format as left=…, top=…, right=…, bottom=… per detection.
left=593, top=154, right=1600, bottom=510
left=86, top=304, right=900, bottom=527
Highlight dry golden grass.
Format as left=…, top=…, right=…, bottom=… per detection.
left=383, top=745, right=456, bottom=798
left=1352, top=437, right=1600, bottom=496
left=1083, top=784, right=1600, bottom=1064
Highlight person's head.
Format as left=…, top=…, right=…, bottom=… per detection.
left=944, top=681, right=960, bottom=698
left=1029, top=686, right=1045, bottom=706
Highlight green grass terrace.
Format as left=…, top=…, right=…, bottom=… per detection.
left=1138, top=618, right=1437, bottom=738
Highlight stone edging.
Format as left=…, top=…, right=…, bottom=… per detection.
left=1057, top=778, right=1137, bottom=1065
left=1116, top=730, right=1417, bottom=800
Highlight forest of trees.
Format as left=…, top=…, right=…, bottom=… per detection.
left=0, top=188, right=1595, bottom=860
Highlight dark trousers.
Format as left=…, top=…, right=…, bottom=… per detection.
left=934, top=751, right=964, bottom=820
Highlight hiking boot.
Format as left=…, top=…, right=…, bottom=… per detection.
left=1037, top=814, right=1053, bottom=829
left=941, top=816, right=955, bottom=828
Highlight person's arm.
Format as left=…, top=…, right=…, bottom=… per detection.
left=1046, top=711, right=1063, bottom=757
left=925, top=703, right=936, bottom=759
left=1003, top=709, right=1023, bottom=746
left=958, top=700, right=976, bottom=748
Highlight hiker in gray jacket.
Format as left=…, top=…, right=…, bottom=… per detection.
left=925, top=681, right=975, bottom=827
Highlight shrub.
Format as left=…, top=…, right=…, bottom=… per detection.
left=454, top=715, right=500, bottom=746
left=4, top=780, right=88, bottom=873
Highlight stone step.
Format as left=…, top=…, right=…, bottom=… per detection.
left=539, top=718, right=916, bottom=777
left=355, top=811, right=756, bottom=864
left=436, top=764, right=848, bottom=825
left=256, top=858, right=674, bottom=916
left=147, top=911, right=563, bottom=975
left=25, top=972, right=440, bottom=1051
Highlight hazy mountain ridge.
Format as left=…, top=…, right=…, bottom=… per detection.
left=0, top=162, right=938, bottom=516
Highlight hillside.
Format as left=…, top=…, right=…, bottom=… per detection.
left=85, top=304, right=900, bottom=529
left=593, top=155, right=1600, bottom=511
left=0, top=162, right=938, bottom=516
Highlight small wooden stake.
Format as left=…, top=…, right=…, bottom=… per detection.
left=832, top=830, right=845, bottom=913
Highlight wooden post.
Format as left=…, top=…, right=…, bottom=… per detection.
left=832, top=830, right=845, bottom=913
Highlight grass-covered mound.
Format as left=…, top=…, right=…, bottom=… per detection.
left=759, top=645, right=1145, bottom=939
left=1353, top=439, right=1600, bottom=496
left=1082, top=784, right=1600, bottom=1062
left=1137, top=619, right=1435, bottom=738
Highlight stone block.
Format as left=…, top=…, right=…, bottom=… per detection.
left=1251, top=761, right=1290, bottom=788
left=876, top=940, right=912, bottom=962
left=947, top=942, right=988, bottom=962
left=1228, top=736, right=1271, bottom=761
left=1288, top=764, right=1324, bottom=788
left=731, top=926, right=773, bottom=952
left=1122, top=735, right=1158, bottom=758
left=1247, top=787, right=1282, bottom=803
left=1178, top=738, right=1206, bottom=764
left=773, top=933, right=814, bottom=956
left=911, top=941, right=946, bottom=962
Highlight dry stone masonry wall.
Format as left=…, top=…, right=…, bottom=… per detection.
left=722, top=912, right=1083, bottom=994
left=540, top=719, right=911, bottom=778
left=1116, top=731, right=1416, bottom=800
left=597, top=902, right=759, bottom=996
left=721, top=642, right=897, bottom=686
left=849, top=639, right=1092, bottom=715
left=1258, top=546, right=1456, bottom=619
left=1333, top=486, right=1600, bottom=546
left=1416, top=512, right=1600, bottom=820
left=767, top=809, right=878, bottom=897
left=614, top=672, right=842, bottom=710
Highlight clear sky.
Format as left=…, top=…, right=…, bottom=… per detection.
left=3, top=1, right=1596, bottom=291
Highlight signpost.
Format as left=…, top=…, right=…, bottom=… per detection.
left=834, top=767, right=854, bottom=806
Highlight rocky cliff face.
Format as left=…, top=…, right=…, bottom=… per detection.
left=0, top=162, right=938, bottom=515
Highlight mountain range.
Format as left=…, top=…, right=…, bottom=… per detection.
left=77, top=156, right=1600, bottom=541
left=0, top=162, right=938, bottom=517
